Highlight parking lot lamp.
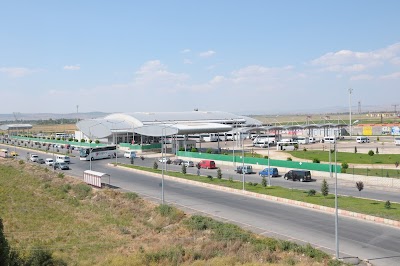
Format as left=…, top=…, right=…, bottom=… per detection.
left=267, top=139, right=271, bottom=187
left=334, top=130, right=339, bottom=259
left=242, top=137, right=245, bottom=191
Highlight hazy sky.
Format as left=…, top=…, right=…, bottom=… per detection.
left=1, top=1, right=399, bottom=115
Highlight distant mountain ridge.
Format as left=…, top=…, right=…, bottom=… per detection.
left=0, top=112, right=109, bottom=122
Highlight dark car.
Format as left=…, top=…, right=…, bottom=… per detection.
left=36, top=158, right=45, bottom=164
left=172, top=158, right=184, bottom=165
left=54, top=162, right=70, bottom=170
left=284, top=170, right=311, bottom=182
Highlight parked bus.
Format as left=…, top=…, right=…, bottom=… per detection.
left=0, top=149, right=9, bottom=158
left=201, top=133, right=219, bottom=142
left=276, top=141, right=298, bottom=151
left=54, top=133, right=70, bottom=139
left=79, top=145, right=117, bottom=161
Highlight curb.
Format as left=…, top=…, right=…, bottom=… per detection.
left=113, top=164, right=400, bottom=229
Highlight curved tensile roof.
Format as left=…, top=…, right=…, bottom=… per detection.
left=0, top=124, right=33, bottom=130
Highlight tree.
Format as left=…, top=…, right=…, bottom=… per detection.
left=376, top=147, right=379, bottom=154
left=261, top=176, right=267, bottom=187
left=385, top=200, right=391, bottom=209
left=153, top=161, right=158, bottom=170
left=368, top=150, right=374, bottom=156
left=356, top=181, right=364, bottom=196
left=341, top=162, right=349, bottom=173
left=321, top=179, right=329, bottom=197
left=217, top=168, right=222, bottom=179
left=181, top=164, right=187, bottom=174
left=354, top=146, right=357, bottom=153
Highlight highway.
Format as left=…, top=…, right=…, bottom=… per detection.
left=2, top=144, right=400, bottom=265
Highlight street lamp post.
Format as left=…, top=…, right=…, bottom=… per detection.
left=348, top=88, right=353, bottom=139
left=242, top=138, right=245, bottom=191
left=267, top=139, right=271, bottom=187
left=334, top=130, right=339, bottom=259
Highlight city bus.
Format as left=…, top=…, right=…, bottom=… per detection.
left=201, top=133, right=219, bottom=142
left=79, top=145, right=117, bottom=161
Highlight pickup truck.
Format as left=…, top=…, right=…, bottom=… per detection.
left=30, top=154, right=39, bottom=162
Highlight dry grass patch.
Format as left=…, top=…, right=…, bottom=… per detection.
left=0, top=160, right=342, bottom=265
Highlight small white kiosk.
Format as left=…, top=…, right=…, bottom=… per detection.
left=83, top=170, right=110, bottom=188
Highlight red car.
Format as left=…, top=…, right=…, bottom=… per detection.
left=198, top=160, right=216, bottom=169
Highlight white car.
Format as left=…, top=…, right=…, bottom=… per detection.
left=183, top=160, right=194, bottom=167
left=124, top=150, right=137, bottom=158
left=158, top=157, right=170, bottom=163
left=30, top=154, right=39, bottom=162
left=45, top=158, right=54, bottom=166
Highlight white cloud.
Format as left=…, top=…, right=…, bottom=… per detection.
left=199, top=50, right=216, bottom=57
left=350, top=74, right=374, bottom=81
left=181, top=49, right=191, bottom=53
left=380, top=72, right=400, bottom=80
left=63, top=65, right=80, bottom=70
left=183, top=59, right=193, bottom=64
left=310, top=42, right=400, bottom=73
left=0, top=67, right=36, bottom=78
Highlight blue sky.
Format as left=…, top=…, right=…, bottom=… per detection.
left=1, top=1, right=400, bottom=115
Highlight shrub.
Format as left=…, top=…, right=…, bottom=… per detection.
left=377, top=136, right=380, bottom=141
left=207, top=175, right=213, bottom=180
left=217, top=168, right=222, bottom=179
left=248, top=182, right=253, bottom=186
left=57, top=173, right=64, bottom=179
left=385, top=200, right=391, bottom=209
left=228, top=176, right=233, bottom=182
left=356, top=181, right=364, bottom=196
left=341, top=162, right=349, bottom=170
left=287, top=157, right=292, bottom=161
left=264, top=155, right=269, bottom=159
left=312, top=158, right=320, bottom=163
left=368, top=150, right=374, bottom=156
left=181, top=164, right=187, bottom=174
left=190, top=147, right=198, bottom=152
left=124, top=192, right=139, bottom=200
left=153, top=161, right=158, bottom=170
left=252, top=182, right=258, bottom=186
left=95, top=140, right=100, bottom=144
left=72, top=184, right=92, bottom=199
left=261, top=176, right=267, bottom=187
left=18, top=160, right=24, bottom=165
left=321, top=179, right=329, bottom=197
left=60, top=184, right=71, bottom=193
left=206, top=148, right=213, bottom=154
left=307, top=189, right=316, bottom=196
left=293, top=144, right=299, bottom=150
left=303, top=148, right=307, bottom=152
left=179, top=147, right=185, bottom=151
left=80, top=139, right=86, bottom=143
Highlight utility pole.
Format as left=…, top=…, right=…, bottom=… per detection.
left=348, top=88, right=353, bottom=139
left=392, top=104, right=399, bottom=114
left=358, top=101, right=361, bottom=114
left=76, top=105, right=79, bottom=124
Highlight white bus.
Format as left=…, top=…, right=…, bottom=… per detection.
left=296, top=136, right=309, bottom=144
left=276, top=141, right=298, bottom=151
left=187, top=134, right=204, bottom=142
left=54, top=133, right=70, bottom=139
left=253, top=134, right=279, bottom=145
left=201, top=133, right=219, bottom=142
left=79, top=145, right=117, bottom=161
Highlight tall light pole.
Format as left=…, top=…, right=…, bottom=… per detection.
left=242, top=137, right=245, bottom=191
left=348, top=88, right=353, bottom=139
left=334, top=130, right=339, bottom=259
left=267, top=137, right=271, bottom=187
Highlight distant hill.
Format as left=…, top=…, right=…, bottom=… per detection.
left=0, top=112, right=109, bottom=122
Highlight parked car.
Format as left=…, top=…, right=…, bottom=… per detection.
left=258, top=167, right=279, bottom=177
left=198, top=160, right=216, bottom=169
left=158, top=157, right=171, bottom=164
left=54, top=162, right=70, bottom=170
left=283, top=170, right=311, bottom=182
left=172, top=158, right=184, bottom=165
left=236, top=165, right=253, bottom=174
left=36, top=158, right=45, bottom=164
left=183, top=160, right=194, bottom=167
left=45, top=158, right=54, bottom=166
left=30, top=154, right=39, bottom=162
left=10, top=151, right=18, bottom=157
left=124, top=150, right=137, bottom=159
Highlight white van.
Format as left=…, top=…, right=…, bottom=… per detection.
left=323, top=136, right=336, bottom=143
left=124, top=150, right=137, bottom=158
left=356, top=136, right=370, bottom=143
left=56, top=155, right=70, bottom=164
left=395, top=137, right=400, bottom=146
left=45, top=158, right=54, bottom=166
left=308, top=137, right=316, bottom=143
left=297, top=137, right=309, bottom=144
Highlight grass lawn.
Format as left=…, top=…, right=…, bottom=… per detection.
left=288, top=150, right=400, bottom=165
left=347, top=167, right=400, bottom=178
left=120, top=164, right=400, bottom=221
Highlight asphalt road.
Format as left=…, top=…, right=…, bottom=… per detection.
left=2, top=144, right=400, bottom=265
